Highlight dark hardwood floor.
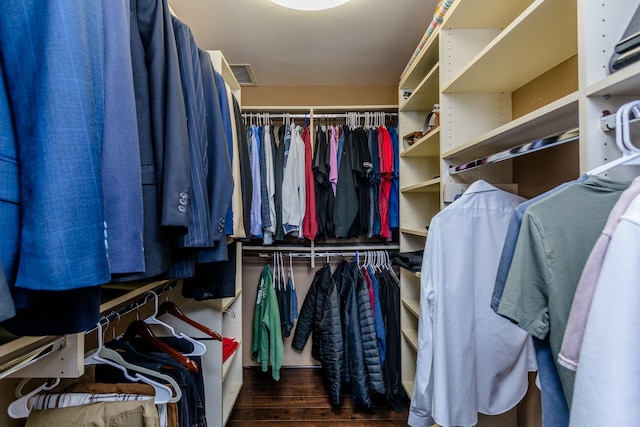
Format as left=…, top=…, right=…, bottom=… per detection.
left=228, top=367, right=410, bottom=426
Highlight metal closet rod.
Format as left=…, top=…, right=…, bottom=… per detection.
left=449, top=128, right=579, bottom=175
left=243, top=244, right=400, bottom=268
left=85, top=282, right=177, bottom=336
left=242, top=112, right=398, bottom=119
left=243, top=244, right=399, bottom=253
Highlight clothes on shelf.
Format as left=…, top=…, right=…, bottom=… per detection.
left=0, top=0, right=247, bottom=335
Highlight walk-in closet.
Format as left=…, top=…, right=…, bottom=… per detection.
left=0, top=0, right=639, bottom=426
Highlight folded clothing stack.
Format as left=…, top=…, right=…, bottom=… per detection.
left=391, top=250, right=424, bottom=272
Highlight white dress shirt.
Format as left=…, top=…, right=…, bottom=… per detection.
left=409, top=180, right=534, bottom=427
left=570, top=193, right=640, bottom=426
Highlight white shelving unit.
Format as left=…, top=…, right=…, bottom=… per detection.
left=395, top=0, right=640, bottom=424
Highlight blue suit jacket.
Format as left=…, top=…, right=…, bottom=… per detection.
left=0, top=0, right=108, bottom=334
left=102, top=0, right=145, bottom=275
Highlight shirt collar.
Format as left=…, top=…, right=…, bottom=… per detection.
left=465, top=179, right=499, bottom=195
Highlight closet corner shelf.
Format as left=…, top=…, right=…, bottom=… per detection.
left=401, top=177, right=441, bottom=193
left=442, top=0, right=577, bottom=93
left=400, top=227, right=428, bottom=238
left=399, top=31, right=440, bottom=90
left=402, top=328, right=419, bottom=352
left=222, top=341, right=241, bottom=382
left=442, top=91, right=578, bottom=160
left=442, top=0, right=530, bottom=30
left=402, top=298, right=420, bottom=319
left=401, top=128, right=440, bottom=158
left=399, top=63, right=440, bottom=112
left=207, top=288, right=242, bottom=313
left=586, top=61, right=640, bottom=97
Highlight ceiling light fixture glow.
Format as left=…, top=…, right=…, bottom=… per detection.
left=269, top=0, right=351, bottom=11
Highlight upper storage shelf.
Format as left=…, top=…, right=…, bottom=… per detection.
left=443, top=0, right=532, bottom=30
left=442, top=0, right=577, bottom=93
left=399, top=31, right=440, bottom=90
left=442, top=91, right=578, bottom=160
left=587, top=61, right=640, bottom=97
left=400, top=63, right=439, bottom=112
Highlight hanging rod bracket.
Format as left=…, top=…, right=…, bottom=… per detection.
left=601, top=107, right=640, bottom=131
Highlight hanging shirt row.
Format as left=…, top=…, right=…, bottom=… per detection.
left=408, top=170, right=636, bottom=427
left=0, top=0, right=250, bottom=336
left=243, top=120, right=400, bottom=244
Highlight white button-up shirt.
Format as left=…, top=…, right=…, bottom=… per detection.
left=409, top=180, right=534, bottom=427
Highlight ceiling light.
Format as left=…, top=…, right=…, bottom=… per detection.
left=269, top=0, right=351, bottom=11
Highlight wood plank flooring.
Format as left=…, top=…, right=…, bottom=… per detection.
left=228, top=367, right=410, bottom=426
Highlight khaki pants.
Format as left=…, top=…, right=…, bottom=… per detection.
left=25, top=398, right=159, bottom=427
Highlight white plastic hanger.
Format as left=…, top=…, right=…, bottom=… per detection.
left=588, top=100, right=640, bottom=175
left=143, top=290, right=206, bottom=357
left=7, top=377, right=61, bottom=419
left=84, top=321, right=173, bottom=405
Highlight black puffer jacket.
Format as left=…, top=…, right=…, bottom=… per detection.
left=292, top=264, right=344, bottom=406
left=342, top=262, right=385, bottom=408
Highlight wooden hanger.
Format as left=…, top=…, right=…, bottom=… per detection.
left=124, top=320, right=199, bottom=373
left=158, top=301, right=222, bottom=341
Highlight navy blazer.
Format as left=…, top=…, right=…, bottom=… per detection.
left=117, top=0, right=192, bottom=282
left=168, top=17, right=213, bottom=279
left=196, top=48, right=234, bottom=264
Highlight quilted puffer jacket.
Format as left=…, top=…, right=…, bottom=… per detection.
left=292, top=264, right=344, bottom=406
left=342, top=262, right=385, bottom=408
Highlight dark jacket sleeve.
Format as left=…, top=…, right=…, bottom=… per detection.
left=356, top=269, right=385, bottom=395
left=291, top=277, right=318, bottom=352
left=344, top=264, right=371, bottom=408
left=319, top=279, right=344, bottom=407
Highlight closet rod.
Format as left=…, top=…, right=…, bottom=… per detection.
left=244, top=244, right=399, bottom=268
left=243, top=244, right=399, bottom=253
left=0, top=336, right=66, bottom=381
left=85, top=281, right=177, bottom=336
left=449, top=128, right=579, bottom=175
left=242, top=112, right=397, bottom=119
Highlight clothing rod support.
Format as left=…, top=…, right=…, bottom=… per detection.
left=601, top=106, right=640, bottom=131
left=0, top=336, right=67, bottom=381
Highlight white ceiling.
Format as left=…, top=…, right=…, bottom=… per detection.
left=168, top=0, right=438, bottom=87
